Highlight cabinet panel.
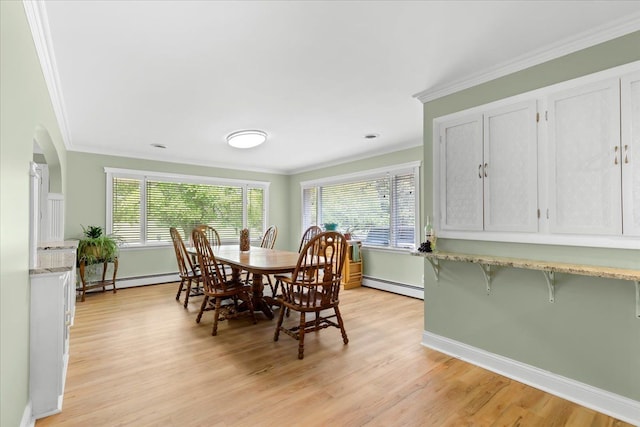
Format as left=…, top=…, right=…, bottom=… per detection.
left=548, top=78, right=621, bottom=235
left=439, top=114, right=484, bottom=231
left=483, top=100, right=538, bottom=232
left=622, top=71, right=640, bottom=236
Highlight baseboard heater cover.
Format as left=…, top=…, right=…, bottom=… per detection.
left=83, top=273, right=179, bottom=293
left=421, top=330, right=640, bottom=425
left=362, top=276, right=424, bottom=300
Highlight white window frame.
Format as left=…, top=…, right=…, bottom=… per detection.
left=300, top=161, right=421, bottom=252
left=105, top=167, right=270, bottom=248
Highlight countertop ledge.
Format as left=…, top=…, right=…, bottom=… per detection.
left=412, top=250, right=640, bottom=281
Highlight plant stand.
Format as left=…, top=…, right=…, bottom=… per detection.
left=78, top=258, right=118, bottom=302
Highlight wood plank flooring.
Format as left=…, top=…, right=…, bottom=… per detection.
left=37, top=283, right=631, bottom=426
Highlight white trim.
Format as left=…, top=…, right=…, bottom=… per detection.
left=22, top=1, right=73, bottom=149
left=300, top=161, right=421, bottom=188
left=362, top=277, right=424, bottom=300
left=104, top=167, right=271, bottom=188
left=414, top=14, right=640, bottom=103
left=81, top=274, right=179, bottom=293
left=20, top=401, right=34, bottom=427
left=421, top=331, right=640, bottom=425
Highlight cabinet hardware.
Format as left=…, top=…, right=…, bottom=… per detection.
left=546, top=209, right=549, bottom=219
left=615, top=146, right=619, bottom=165
left=484, top=163, right=488, bottom=177
left=536, top=112, right=539, bottom=122
left=624, top=144, right=629, bottom=164
left=478, top=164, right=482, bottom=178
left=537, top=209, right=540, bottom=219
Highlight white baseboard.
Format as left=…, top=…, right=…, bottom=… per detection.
left=115, top=273, right=179, bottom=289
left=422, top=330, right=640, bottom=425
left=362, top=277, right=424, bottom=299
left=21, top=401, right=35, bottom=427
left=83, top=273, right=179, bottom=294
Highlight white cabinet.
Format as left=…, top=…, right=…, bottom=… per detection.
left=439, top=114, right=484, bottom=231
left=434, top=61, right=640, bottom=248
left=30, top=247, right=76, bottom=419
left=438, top=101, right=538, bottom=233
left=547, top=78, right=621, bottom=235
left=483, top=100, right=538, bottom=232
left=622, top=71, right=640, bottom=236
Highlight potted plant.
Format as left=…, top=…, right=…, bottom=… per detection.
left=77, top=225, right=120, bottom=265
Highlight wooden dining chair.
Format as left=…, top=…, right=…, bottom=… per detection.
left=298, top=225, right=322, bottom=252
left=192, top=228, right=256, bottom=336
left=170, top=227, right=202, bottom=308
left=272, top=225, right=323, bottom=305
left=195, top=224, right=229, bottom=280
left=244, top=225, right=278, bottom=291
left=273, top=231, right=349, bottom=359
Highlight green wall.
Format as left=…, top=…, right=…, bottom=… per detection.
left=422, top=32, right=640, bottom=400
left=289, top=146, right=424, bottom=287
left=66, top=151, right=290, bottom=279
left=1, top=2, right=68, bottom=426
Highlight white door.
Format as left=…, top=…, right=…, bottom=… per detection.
left=483, top=100, right=538, bottom=232
left=621, top=71, right=640, bottom=236
left=439, top=114, right=484, bottom=231
left=547, top=78, right=621, bottom=235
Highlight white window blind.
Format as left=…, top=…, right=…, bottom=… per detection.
left=301, top=162, right=419, bottom=250
left=106, top=168, right=269, bottom=246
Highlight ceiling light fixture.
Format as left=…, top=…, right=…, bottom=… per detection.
left=226, top=130, right=267, bottom=149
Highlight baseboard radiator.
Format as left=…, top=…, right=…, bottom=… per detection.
left=362, top=276, right=424, bottom=300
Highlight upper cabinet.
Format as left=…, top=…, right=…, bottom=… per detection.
left=439, top=114, right=483, bottom=231
left=433, top=61, right=640, bottom=249
left=547, top=78, right=621, bottom=235
left=621, top=71, right=640, bottom=237
left=438, top=101, right=538, bottom=234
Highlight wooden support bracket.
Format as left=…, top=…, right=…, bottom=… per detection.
left=427, top=258, right=440, bottom=282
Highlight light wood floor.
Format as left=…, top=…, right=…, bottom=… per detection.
left=37, top=283, right=630, bottom=427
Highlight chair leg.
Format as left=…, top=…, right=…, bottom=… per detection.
left=196, top=296, right=208, bottom=323
left=176, top=278, right=185, bottom=300
left=184, top=277, right=193, bottom=308
left=334, top=306, right=349, bottom=344
left=212, top=297, right=222, bottom=336
left=274, top=304, right=286, bottom=342
left=298, top=312, right=306, bottom=359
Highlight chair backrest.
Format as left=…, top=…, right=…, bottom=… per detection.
left=260, top=225, right=278, bottom=249
left=195, top=224, right=222, bottom=248
left=298, top=225, right=322, bottom=252
left=170, top=227, right=196, bottom=277
left=284, top=231, right=348, bottom=308
left=191, top=229, right=229, bottom=293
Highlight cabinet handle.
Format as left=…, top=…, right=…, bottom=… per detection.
left=484, top=163, right=488, bottom=177
left=478, top=164, right=482, bottom=178
left=614, top=146, right=619, bottom=165
left=624, top=144, right=629, bottom=164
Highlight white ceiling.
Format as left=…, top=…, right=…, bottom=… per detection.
left=33, top=1, right=640, bottom=174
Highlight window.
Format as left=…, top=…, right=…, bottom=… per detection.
left=105, top=168, right=269, bottom=246
left=301, top=162, right=420, bottom=250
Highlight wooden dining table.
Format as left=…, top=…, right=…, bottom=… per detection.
left=188, top=245, right=301, bottom=319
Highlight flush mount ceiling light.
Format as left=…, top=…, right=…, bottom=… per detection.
left=226, top=130, right=267, bottom=149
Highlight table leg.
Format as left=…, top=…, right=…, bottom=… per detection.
left=251, top=273, right=274, bottom=320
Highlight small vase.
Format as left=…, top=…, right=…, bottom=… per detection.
left=240, top=228, right=250, bottom=251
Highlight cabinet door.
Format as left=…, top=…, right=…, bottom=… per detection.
left=622, top=71, right=640, bottom=236
left=547, top=78, right=621, bottom=235
left=483, top=100, right=538, bottom=232
left=439, top=114, right=484, bottom=231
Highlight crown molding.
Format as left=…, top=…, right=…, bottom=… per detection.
left=23, top=0, right=73, bottom=149
left=414, top=13, right=640, bottom=104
